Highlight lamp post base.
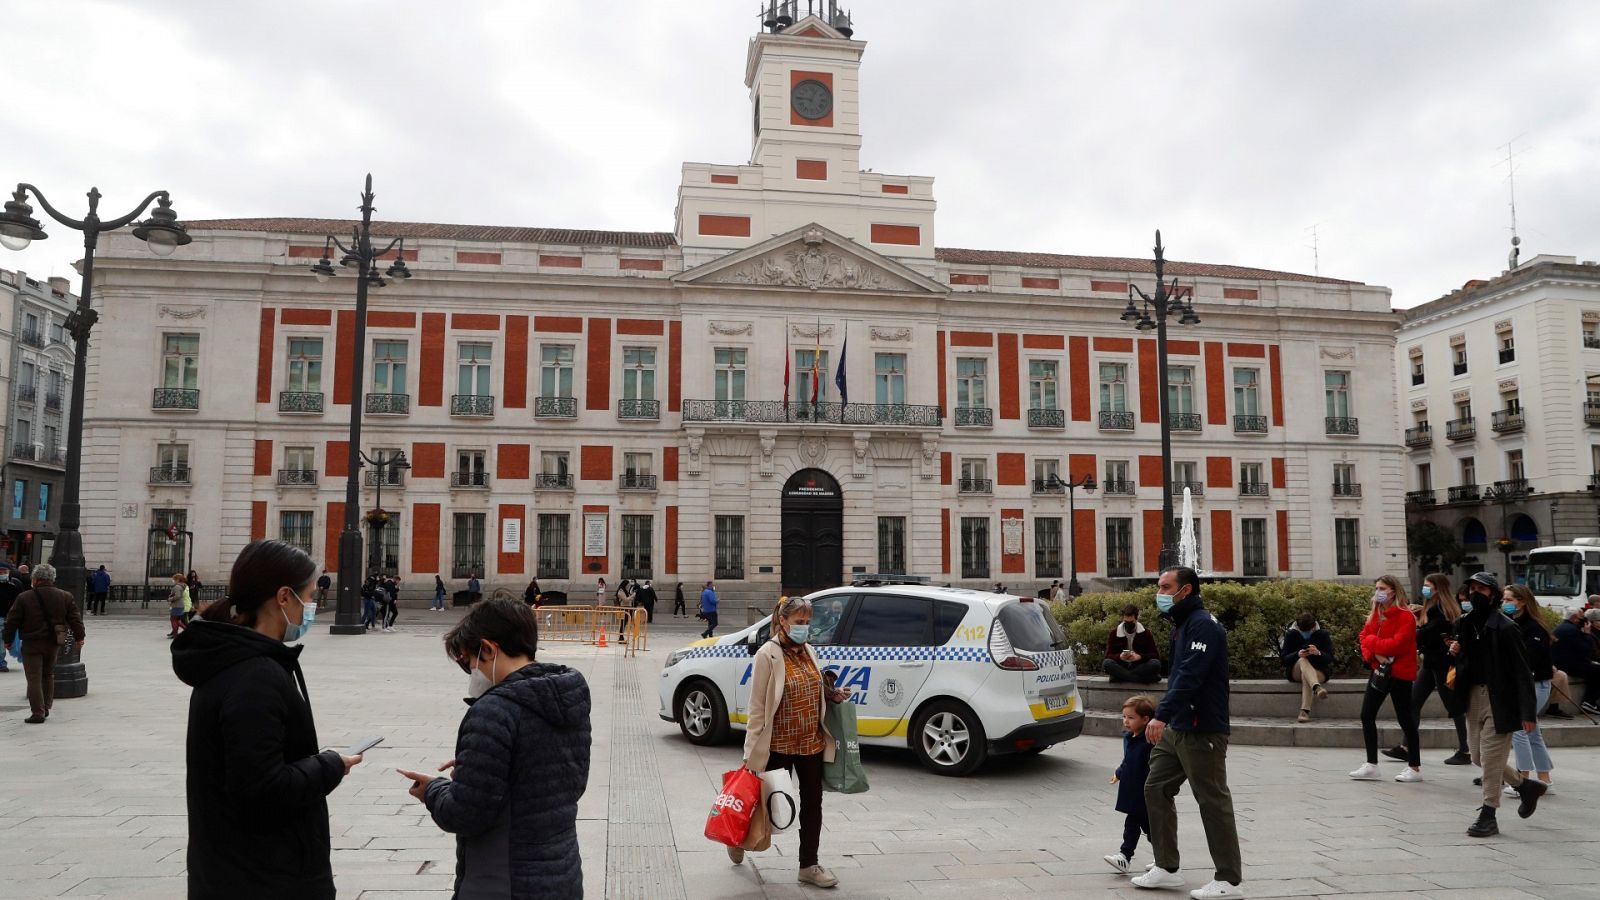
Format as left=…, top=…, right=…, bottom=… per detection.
left=48, top=525, right=88, bottom=699
left=329, top=623, right=367, bottom=636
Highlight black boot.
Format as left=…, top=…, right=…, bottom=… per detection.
left=1544, top=704, right=1574, bottom=720
left=1466, top=805, right=1498, bottom=837
left=1513, top=777, right=1546, bottom=819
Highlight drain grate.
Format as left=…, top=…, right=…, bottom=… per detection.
left=604, top=661, right=687, bottom=899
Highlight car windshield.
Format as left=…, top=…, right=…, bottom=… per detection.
left=1527, top=552, right=1581, bottom=596
left=996, top=599, right=1068, bottom=652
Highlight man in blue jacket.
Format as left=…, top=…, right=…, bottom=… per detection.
left=1131, top=567, right=1242, bottom=899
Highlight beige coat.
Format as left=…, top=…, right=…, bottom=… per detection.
left=742, top=639, right=836, bottom=772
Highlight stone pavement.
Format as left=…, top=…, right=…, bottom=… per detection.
left=3, top=617, right=1599, bottom=899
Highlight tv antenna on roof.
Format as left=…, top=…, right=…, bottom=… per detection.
left=1304, top=224, right=1320, bottom=278
left=1498, top=136, right=1527, bottom=270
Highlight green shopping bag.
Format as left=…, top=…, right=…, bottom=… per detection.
left=822, top=701, right=869, bottom=793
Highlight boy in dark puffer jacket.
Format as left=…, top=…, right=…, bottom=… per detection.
left=400, top=598, right=592, bottom=898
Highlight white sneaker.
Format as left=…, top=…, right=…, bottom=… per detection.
left=1348, top=762, right=1381, bottom=781
left=1104, top=852, right=1132, bottom=874
left=1131, top=867, right=1185, bottom=889
left=1395, top=768, right=1424, bottom=783
left=1502, top=784, right=1519, bottom=797
left=1190, top=880, right=1243, bottom=899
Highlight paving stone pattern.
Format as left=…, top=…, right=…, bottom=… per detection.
left=4, top=619, right=1599, bottom=898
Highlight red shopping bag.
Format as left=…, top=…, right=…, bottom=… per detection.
left=704, top=766, right=761, bottom=847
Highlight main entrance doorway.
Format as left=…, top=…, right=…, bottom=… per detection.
left=781, top=468, right=843, bottom=595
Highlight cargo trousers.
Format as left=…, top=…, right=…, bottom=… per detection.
left=1145, top=728, right=1243, bottom=886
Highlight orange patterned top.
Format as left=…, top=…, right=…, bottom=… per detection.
left=771, top=645, right=826, bottom=756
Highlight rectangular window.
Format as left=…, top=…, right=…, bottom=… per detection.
left=622, top=347, right=656, bottom=401
left=621, top=515, right=653, bottom=578
left=1232, top=368, right=1260, bottom=415
left=279, top=510, right=314, bottom=557
left=1240, top=462, right=1264, bottom=488
left=541, top=451, right=570, bottom=475
left=1503, top=393, right=1521, bottom=413
left=537, top=514, right=570, bottom=579
left=1105, top=517, right=1133, bottom=577
left=1241, top=518, right=1268, bottom=576
left=1035, top=517, right=1063, bottom=578
left=1324, top=371, right=1351, bottom=418
left=149, top=508, right=187, bottom=578
left=1028, top=360, right=1058, bottom=410
left=285, top=446, right=314, bottom=472
left=1411, top=356, right=1425, bottom=386
left=286, top=338, right=323, bottom=392
left=877, top=516, right=906, bottom=574
left=370, top=448, right=404, bottom=485
left=25, top=313, right=37, bottom=334
left=19, top=361, right=33, bottom=390
left=11, top=479, right=23, bottom=519
left=1334, top=463, right=1356, bottom=490
left=960, top=517, right=990, bottom=579
left=961, top=458, right=988, bottom=481
left=714, top=515, right=745, bottom=579
left=1500, top=333, right=1515, bottom=364
left=1099, top=362, right=1128, bottom=412
left=372, top=341, right=408, bottom=394
left=794, top=349, right=830, bottom=403
left=36, top=483, right=49, bottom=522
left=14, top=418, right=28, bottom=447
left=1507, top=449, right=1525, bottom=481
left=380, top=511, right=401, bottom=575
left=1034, top=458, right=1060, bottom=486
left=955, top=358, right=987, bottom=409
left=1106, top=459, right=1130, bottom=484
left=1456, top=399, right=1472, bottom=420
left=156, top=443, right=189, bottom=476
left=1167, top=366, right=1195, bottom=414
left=161, top=334, right=200, bottom=389
left=456, top=449, right=487, bottom=485
left=452, top=513, right=486, bottom=578
left=714, top=348, right=747, bottom=403
left=1335, top=518, right=1361, bottom=576
left=1417, top=463, right=1432, bottom=492
left=1454, top=343, right=1468, bottom=374
left=623, top=452, right=652, bottom=475
left=1174, top=460, right=1198, bottom=485
left=540, top=345, right=574, bottom=398
left=457, top=342, right=492, bottom=396
left=874, top=353, right=906, bottom=405
left=1461, top=456, right=1476, bottom=485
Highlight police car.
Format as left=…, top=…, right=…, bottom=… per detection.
left=658, top=578, right=1083, bottom=776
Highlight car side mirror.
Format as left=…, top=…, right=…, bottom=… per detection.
left=746, top=634, right=762, bottom=655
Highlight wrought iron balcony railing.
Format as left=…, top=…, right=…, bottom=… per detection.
left=16, top=384, right=34, bottom=404
left=535, top=473, right=574, bottom=490
left=277, top=468, right=317, bottom=486
left=1499, top=348, right=1516, bottom=365
left=366, top=393, right=410, bottom=415
left=451, top=394, right=495, bottom=417
left=149, top=465, right=191, bottom=485
left=1405, top=489, right=1436, bottom=506
left=1325, top=416, right=1360, bottom=436
left=279, top=391, right=325, bottom=414
left=44, top=393, right=61, bottom=411
left=1585, top=401, right=1600, bottom=426
left=1102, top=479, right=1136, bottom=495
left=1586, top=335, right=1600, bottom=350
left=619, top=473, right=657, bottom=491
left=19, top=329, right=44, bottom=348
left=617, top=398, right=660, bottom=420
left=680, top=399, right=941, bottom=426
left=1491, top=478, right=1530, bottom=499
left=1098, top=409, right=1135, bottom=431
left=152, top=387, right=200, bottom=410
left=1027, top=407, right=1065, bottom=429
left=1404, top=424, right=1432, bottom=448
left=364, top=470, right=404, bottom=488
left=1332, top=482, right=1362, bottom=498
left=1233, top=414, right=1267, bottom=434
left=451, top=471, right=490, bottom=488
left=1411, top=372, right=1424, bottom=386
left=9, top=443, right=33, bottom=461
left=1169, top=412, right=1202, bottom=432
left=1453, top=362, right=1468, bottom=376
left=1491, top=409, right=1524, bottom=433
left=534, top=396, right=578, bottom=418
left=1446, top=416, right=1476, bottom=441
left=954, top=406, right=994, bottom=427
left=1032, top=478, right=1064, bottom=495
left=1172, top=481, right=1205, bottom=496
left=1447, top=484, right=1480, bottom=503
left=1239, top=481, right=1269, bottom=497
left=958, top=477, right=992, bottom=494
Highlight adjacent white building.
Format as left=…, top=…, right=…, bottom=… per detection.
left=0, top=268, right=75, bottom=566
left=77, top=12, right=1404, bottom=601
left=1398, top=253, right=1600, bottom=583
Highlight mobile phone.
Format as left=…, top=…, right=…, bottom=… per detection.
left=345, top=735, right=384, bottom=756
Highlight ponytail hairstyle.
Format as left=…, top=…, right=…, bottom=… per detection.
left=201, top=539, right=316, bottom=626
left=1424, top=573, right=1460, bottom=623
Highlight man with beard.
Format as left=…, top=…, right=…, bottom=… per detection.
left=1450, top=572, right=1544, bottom=837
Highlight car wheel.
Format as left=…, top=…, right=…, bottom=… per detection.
left=911, top=699, right=987, bottom=776
left=677, top=680, right=730, bottom=746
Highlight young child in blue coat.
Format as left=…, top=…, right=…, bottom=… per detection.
left=1104, top=694, right=1156, bottom=873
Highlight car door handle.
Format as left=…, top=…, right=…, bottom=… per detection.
left=897, top=660, right=926, bottom=668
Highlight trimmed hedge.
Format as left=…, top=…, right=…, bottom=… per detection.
left=1053, top=580, right=1380, bottom=680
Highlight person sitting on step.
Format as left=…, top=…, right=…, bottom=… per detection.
left=1281, top=612, right=1334, bottom=722
left=1102, top=604, right=1161, bottom=684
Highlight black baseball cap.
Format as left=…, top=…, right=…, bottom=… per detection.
left=1467, top=572, right=1501, bottom=594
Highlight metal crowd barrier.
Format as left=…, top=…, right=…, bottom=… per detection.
left=534, top=605, right=649, bottom=657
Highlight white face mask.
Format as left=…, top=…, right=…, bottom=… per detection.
left=467, top=647, right=498, bottom=698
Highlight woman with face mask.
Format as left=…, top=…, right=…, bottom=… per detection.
left=399, top=597, right=592, bottom=898
left=1351, top=575, right=1423, bottom=783
left=172, top=539, right=359, bottom=900
left=1384, top=573, right=1470, bottom=765
left=733, top=596, right=852, bottom=889
left=1503, top=585, right=1556, bottom=792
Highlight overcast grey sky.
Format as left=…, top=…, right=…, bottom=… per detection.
left=4, top=1, right=1597, bottom=307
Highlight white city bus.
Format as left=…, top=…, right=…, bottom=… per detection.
left=1526, top=538, right=1600, bottom=612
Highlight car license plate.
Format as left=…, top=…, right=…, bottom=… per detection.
left=1045, top=694, right=1069, bottom=711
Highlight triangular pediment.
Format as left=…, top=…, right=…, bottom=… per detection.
left=782, top=15, right=848, bottom=40
left=674, top=223, right=947, bottom=294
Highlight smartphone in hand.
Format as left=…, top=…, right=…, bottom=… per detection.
left=345, top=735, right=384, bottom=756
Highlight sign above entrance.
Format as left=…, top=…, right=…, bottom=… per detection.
left=784, top=469, right=842, bottom=499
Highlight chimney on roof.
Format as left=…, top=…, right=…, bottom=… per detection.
left=1463, top=279, right=1489, bottom=291
left=47, top=276, right=70, bottom=296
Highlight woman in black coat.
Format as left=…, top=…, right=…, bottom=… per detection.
left=400, top=598, right=592, bottom=898
left=172, top=539, right=362, bottom=900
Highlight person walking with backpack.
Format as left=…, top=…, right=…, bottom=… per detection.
left=1451, top=572, right=1545, bottom=838
left=2, top=563, right=85, bottom=723
left=1349, top=575, right=1423, bottom=784
left=1132, top=566, right=1242, bottom=899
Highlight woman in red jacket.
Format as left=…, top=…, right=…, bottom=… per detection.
left=1350, top=574, right=1423, bottom=783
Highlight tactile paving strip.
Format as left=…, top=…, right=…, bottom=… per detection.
left=605, top=661, right=688, bottom=899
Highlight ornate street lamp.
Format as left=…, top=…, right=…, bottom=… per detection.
left=1046, top=472, right=1097, bottom=597
left=307, top=174, right=416, bottom=635
left=0, top=183, right=190, bottom=697
left=360, top=449, right=410, bottom=581
left=1121, top=230, right=1201, bottom=570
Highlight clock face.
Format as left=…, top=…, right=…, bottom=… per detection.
left=791, top=79, right=833, bottom=121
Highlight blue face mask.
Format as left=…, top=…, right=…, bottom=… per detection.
left=1502, top=602, right=1519, bottom=617
left=1155, top=593, right=1176, bottom=613
left=280, top=589, right=315, bottom=643
left=1460, top=600, right=1473, bottom=613
left=787, top=624, right=811, bottom=644
left=1421, top=585, right=1433, bottom=599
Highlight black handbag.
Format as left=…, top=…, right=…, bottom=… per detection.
left=1368, top=661, right=1393, bottom=692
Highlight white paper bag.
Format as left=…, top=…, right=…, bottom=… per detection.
left=758, top=768, right=798, bottom=833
